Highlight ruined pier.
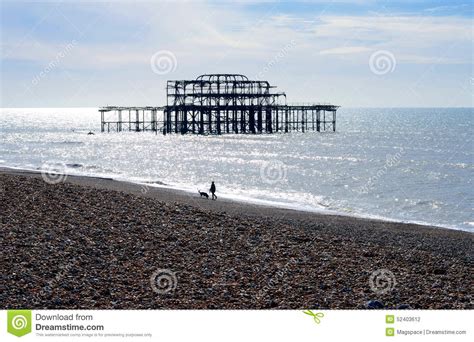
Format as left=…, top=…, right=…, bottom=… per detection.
left=100, top=74, right=339, bottom=134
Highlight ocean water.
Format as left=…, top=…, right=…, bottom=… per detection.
left=1, top=107, right=473, bottom=231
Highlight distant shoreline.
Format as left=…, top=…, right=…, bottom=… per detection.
left=1, top=167, right=472, bottom=309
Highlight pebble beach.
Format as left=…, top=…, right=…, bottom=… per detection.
left=1, top=168, right=473, bottom=309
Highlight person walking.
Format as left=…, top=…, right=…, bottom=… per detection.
left=210, top=181, right=217, bottom=200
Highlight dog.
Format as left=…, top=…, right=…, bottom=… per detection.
left=198, top=190, right=209, bottom=199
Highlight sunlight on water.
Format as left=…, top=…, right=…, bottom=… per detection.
left=1, top=107, right=473, bottom=231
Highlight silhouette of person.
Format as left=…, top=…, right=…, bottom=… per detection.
left=210, top=181, right=217, bottom=200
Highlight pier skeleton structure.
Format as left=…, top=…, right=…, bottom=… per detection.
left=100, top=74, right=339, bottom=134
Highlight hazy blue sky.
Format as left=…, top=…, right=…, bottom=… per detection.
left=1, top=0, right=473, bottom=107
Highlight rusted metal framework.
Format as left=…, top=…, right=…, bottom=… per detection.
left=99, top=106, right=163, bottom=133
left=100, top=74, right=339, bottom=134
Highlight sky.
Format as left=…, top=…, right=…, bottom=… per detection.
left=1, top=0, right=473, bottom=108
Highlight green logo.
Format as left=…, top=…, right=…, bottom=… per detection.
left=386, top=327, right=395, bottom=337
left=386, top=315, right=395, bottom=324
left=303, top=310, right=324, bottom=324
left=7, top=310, right=32, bottom=337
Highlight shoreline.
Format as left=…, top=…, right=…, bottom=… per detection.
left=0, top=166, right=467, bottom=232
left=1, top=167, right=473, bottom=309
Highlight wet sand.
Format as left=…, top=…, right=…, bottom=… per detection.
left=1, top=167, right=472, bottom=309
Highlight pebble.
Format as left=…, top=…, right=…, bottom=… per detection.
left=366, top=300, right=384, bottom=309
left=397, top=304, right=412, bottom=309
left=2, top=173, right=473, bottom=310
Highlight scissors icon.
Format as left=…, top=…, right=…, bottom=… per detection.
left=303, top=310, right=324, bottom=324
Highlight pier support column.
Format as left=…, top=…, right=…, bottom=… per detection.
left=174, top=107, right=179, bottom=134
left=257, top=108, right=263, bottom=133
left=151, top=109, right=156, bottom=132
left=233, top=110, right=238, bottom=133
left=316, top=110, right=321, bottom=132
left=249, top=109, right=256, bottom=134
left=100, top=110, right=105, bottom=132
left=275, top=108, right=279, bottom=132
left=163, top=108, right=168, bottom=135
left=208, top=110, right=212, bottom=134
left=135, top=110, right=140, bottom=132
left=323, top=110, right=326, bottom=131
left=302, top=109, right=305, bottom=133
left=216, top=109, right=221, bottom=135
left=167, top=108, right=172, bottom=134
left=118, top=110, right=122, bottom=132
left=181, top=109, right=188, bottom=134
left=265, top=108, right=272, bottom=133
left=241, top=110, right=246, bottom=133
left=191, top=110, right=196, bottom=134
left=333, top=110, right=336, bottom=132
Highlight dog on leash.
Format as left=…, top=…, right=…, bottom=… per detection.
left=198, top=190, right=209, bottom=199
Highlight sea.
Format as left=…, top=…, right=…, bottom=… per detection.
left=1, top=107, right=472, bottom=232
